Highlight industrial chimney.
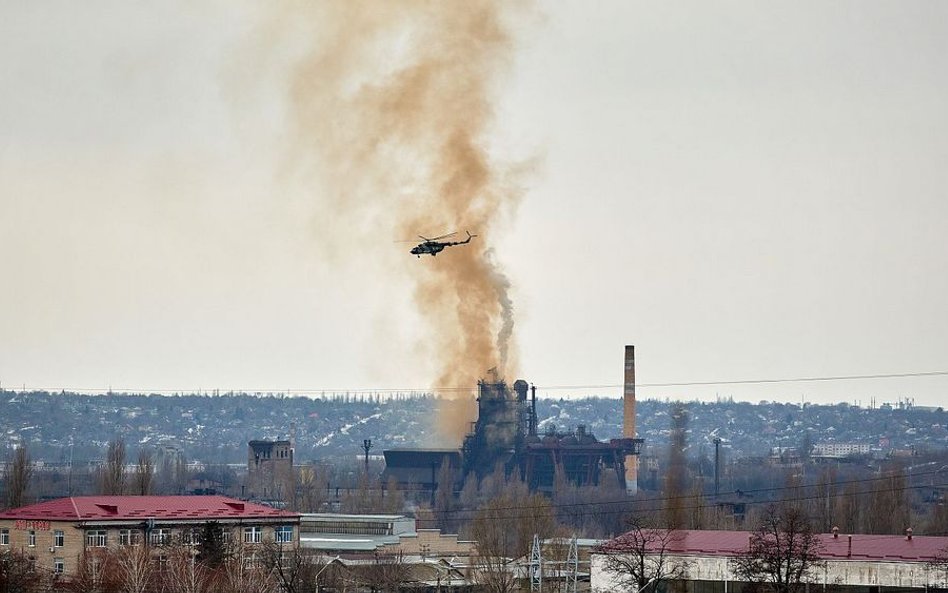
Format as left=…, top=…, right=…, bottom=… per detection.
left=624, top=345, right=637, bottom=494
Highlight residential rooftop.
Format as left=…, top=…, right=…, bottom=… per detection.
left=0, top=495, right=297, bottom=521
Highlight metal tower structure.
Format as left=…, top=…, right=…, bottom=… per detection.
left=530, top=533, right=543, bottom=592
left=566, top=535, right=579, bottom=593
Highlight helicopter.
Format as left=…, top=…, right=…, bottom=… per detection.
left=410, top=231, right=477, bottom=257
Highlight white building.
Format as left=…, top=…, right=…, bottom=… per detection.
left=591, top=529, right=948, bottom=593
left=812, top=443, right=871, bottom=459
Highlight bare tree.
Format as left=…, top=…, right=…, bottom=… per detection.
left=812, top=466, right=837, bottom=532
left=296, top=464, right=329, bottom=513
left=0, top=549, right=47, bottom=593
left=355, top=552, right=413, bottom=593
left=115, top=543, right=155, bottom=593
left=340, top=471, right=385, bottom=514
left=218, top=540, right=277, bottom=593
left=68, top=549, right=122, bottom=593
left=597, top=515, right=690, bottom=593
left=469, top=489, right=556, bottom=593
left=174, top=453, right=191, bottom=495
left=833, top=481, right=862, bottom=534
left=470, top=497, right=519, bottom=593
left=382, top=475, right=405, bottom=515
left=132, top=448, right=154, bottom=496
left=258, top=541, right=318, bottom=593
left=865, top=464, right=911, bottom=534
left=166, top=544, right=212, bottom=593
left=4, top=446, right=33, bottom=510
left=100, top=439, right=127, bottom=495
left=732, top=504, right=824, bottom=593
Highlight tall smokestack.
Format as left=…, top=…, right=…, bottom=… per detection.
left=624, top=345, right=637, bottom=494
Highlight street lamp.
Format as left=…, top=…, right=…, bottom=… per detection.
left=315, top=555, right=340, bottom=593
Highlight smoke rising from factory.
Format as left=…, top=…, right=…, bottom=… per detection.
left=272, top=2, right=530, bottom=442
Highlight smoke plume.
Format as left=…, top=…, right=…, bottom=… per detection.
left=274, top=2, right=529, bottom=443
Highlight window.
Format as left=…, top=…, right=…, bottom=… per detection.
left=0, top=529, right=8, bottom=545
left=221, top=529, right=233, bottom=544
left=150, top=528, right=171, bottom=546
left=119, top=529, right=141, bottom=546
left=243, top=526, right=262, bottom=544
left=28, top=530, right=36, bottom=547
left=54, top=530, right=64, bottom=547
left=86, top=530, right=107, bottom=547
left=181, top=528, right=200, bottom=545
left=54, top=558, right=65, bottom=574
left=274, top=526, right=293, bottom=544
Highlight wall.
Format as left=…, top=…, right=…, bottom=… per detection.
left=590, top=553, right=946, bottom=593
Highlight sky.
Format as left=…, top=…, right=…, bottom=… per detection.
left=2, top=1, right=947, bottom=407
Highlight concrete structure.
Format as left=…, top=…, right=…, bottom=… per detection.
left=0, top=495, right=300, bottom=578
left=246, top=439, right=294, bottom=501
left=624, top=344, right=638, bottom=494
left=591, top=528, right=948, bottom=592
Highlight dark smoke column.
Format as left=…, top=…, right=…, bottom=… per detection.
left=624, top=344, right=637, bottom=494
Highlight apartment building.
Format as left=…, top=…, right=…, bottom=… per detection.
left=0, top=495, right=299, bottom=577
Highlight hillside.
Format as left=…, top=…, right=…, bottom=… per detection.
left=2, top=390, right=945, bottom=464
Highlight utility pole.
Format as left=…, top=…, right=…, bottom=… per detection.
left=362, top=439, right=372, bottom=475
left=713, top=438, right=722, bottom=497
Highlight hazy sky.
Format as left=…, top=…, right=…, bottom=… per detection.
left=2, top=1, right=947, bottom=406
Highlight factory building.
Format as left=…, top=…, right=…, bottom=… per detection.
left=384, top=345, right=644, bottom=494
left=246, top=439, right=295, bottom=501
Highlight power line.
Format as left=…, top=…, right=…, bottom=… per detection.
left=8, top=369, right=948, bottom=396
left=545, top=370, right=948, bottom=390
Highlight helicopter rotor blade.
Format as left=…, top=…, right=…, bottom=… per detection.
left=429, top=232, right=457, bottom=241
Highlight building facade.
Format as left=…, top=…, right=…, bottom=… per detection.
left=0, top=495, right=300, bottom=577
left=592, top=529, right=948, bottom=593
left=247, top=439, right=295, bottom=501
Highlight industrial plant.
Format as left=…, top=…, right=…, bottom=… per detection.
left=383, top=346, right=644, bottom=495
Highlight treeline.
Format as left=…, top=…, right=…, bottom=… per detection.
left=0, top=528, right=408, bottom=593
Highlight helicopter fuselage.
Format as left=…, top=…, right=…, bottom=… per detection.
left=411, top=242, right=447, bottom=257
left=410, top=231, right=476, bottom=258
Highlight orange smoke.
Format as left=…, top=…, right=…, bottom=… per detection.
left=275, top=2, right=529, bottom=443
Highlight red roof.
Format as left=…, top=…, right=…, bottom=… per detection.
left=0, top=496, right=298, bottom=522
left=598, top=529, right=948, bottom=563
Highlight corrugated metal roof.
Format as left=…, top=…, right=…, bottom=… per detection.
left=300, top=534, right=406, bottom=551
left=0, top=496, right=298, bottom=521
left=301, top=513, right=408, bottom=521
left=597, top=529, right=948, bottom=562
